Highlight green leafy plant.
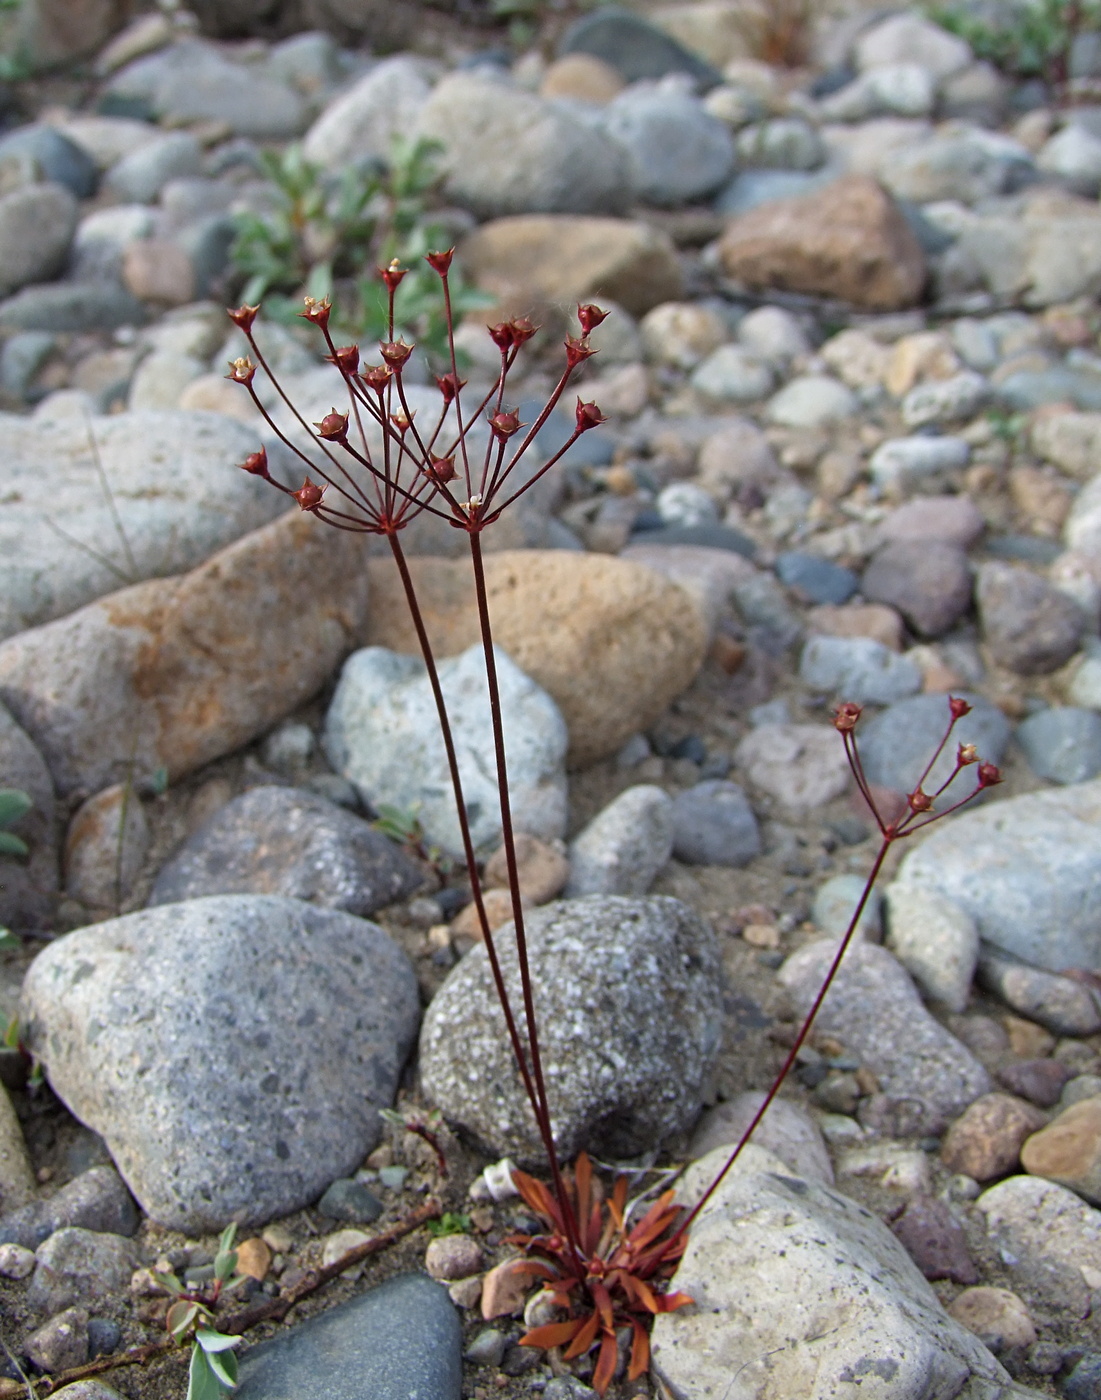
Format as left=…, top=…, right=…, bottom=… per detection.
left=426, top=1211, right=472, bottom=1238
left=930, top=0, right=1101, bottom=90
left=370, top=802, right=454, bottom=877
left=230, top=138, right=488, bottom=362
left=156, top=1225, right=248, bottom=1400
left=0, top=789, right=31, bottom=859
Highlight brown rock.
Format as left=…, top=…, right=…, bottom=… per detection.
left=178, top=373, right=264, bottom=425
left=1004, top=1014, right=1055, bottom=1059
left=940, top=1092, right=1048, bottom=1182
left=806, top=603, right=903, bottom=651
left=539, top=53, right=625, bottom=102
left=0, top=510, right=371, bottom=798
left=947, top=1286, right=1036, bottom=1351
left=877, top=495, right=985, bottom=549
left=448, top=1274, right=483, bottom=1309
left=2, top=0, right=130, bottom=68
left=717, top=175, right=925, bottom=311
left=362, top=550, right=706, bottom=768
left=696, top=416, right=780, bottom=501
left=484, top=832, right=569, bottom=905
left=64, top=782, right=150, bottom=916
left=450, top=888, right=525, bottom=940
left=890, top=1192, right=978, bottom=1283
left=1020, top=1097, right=1101, bottom=1205
left=1008, top=464, right=1072, bottom=534
left=861, top=540, right=972, bottom=638
left=999, top=1058, right=1073, bottom=1108
left=0, top=1081, right=36, bottom=1210
left=481, top=1256, right=531, bottom=1319
left=976, top=561, right=1085, bottom=675
left=234, top=1237, right=272, bottom=1282
left=459, top=215, right=683, bottom=319
left=25, top=1306, right=89, bottom=1373
left=424, top=1233, right=483, bottom=1281
left=122, top=239, right=195, bottom=306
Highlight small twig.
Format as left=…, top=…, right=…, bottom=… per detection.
left=0, top=1331, right=37, bottom=1400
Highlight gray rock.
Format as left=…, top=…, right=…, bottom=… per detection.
left=652, top=1144, right=1019, bottom=1400
left=0, top=283, right=145, bottom=332
left=856, top=692, right=1011, bottom=803
left=901, top=370, right=989, bottom=429
left=0, top=410, right=282, bottom=641
left=236, top=1273, right=461, bottom=1400
left=1037, top=124, right=1101, bottom=197
left=775, top=552, right=859, bottom=606
left=106, top=40, right=306, bottom=140
left=419, top=895, right=722, bottom=1164
left=0, top=1165, right=137, bottom=1250
left=565, top=784, right=673, bottom=897
left=149, top=787, right=423, bottom=916
left=415, top=73, right=631, bottom=219
left=819, top=63, right=936, bottom=122
left=655, top=482, right=719, bottom=529
left=880, top=130, right=1033, bottom=205
left=28, top=1228, right=138, bottom=1313
left=1015, top=706, right=1101, bottom=784
left=735, top=117, right=824, bottom=171
left=688, top=1092, right=834, bottom=1184
left=671, top=780, right=760, bottom=866
left=25, top=1306, right=89, bottom=1373
left=602, top=83, right=735, bottom=206
left=878, top=494, right=985, bottom=548
left=1031, top=410, right=1101, bottom=481
left=1066, top=472, right=1101, bottom=557
left=954, top=205, right=1101, bottom=309
left=883, top=885, right=979, bottom=1013
left=976, top=561, right=1085, bottom=675
left=869, top=434, right=970, bottom=493
left=735, top=305, right=809, bottom=364
left=812, top=872, right=883, bottom=941
left=0, top=328, right=55, bottom=398
left=976, top=1175, right=1101, bottom=1318
left=735, top=723, right=851, bottom=816
left=766, top=375, right=857, bottom=429
left=64, top=783, right=149, bottom=915
left=778, top=938, right=991, bottom=1132
left=978, top=948, right=1101, bottom=1037
left=324, top=644, right=568, bottom=859
left=855, top=14, right=973, bottom=80
left=689, top=344, right=774, bottom=402
left=49, top=1384, right=123, bottom=1400
left=714, top=167, right=833, bottom=215
left=558, top=9, right=721, bottom=88
left=799, top=634, right=922, bottom=705
left=862, top=540, right=973, bottom=637
left=0, top=700, right=56, bottom=935
left=694, top=417, right=781, bottom=501
left=70, top=204, right=156, bottom=284
left=302, top=56, right=431, bottom=171
left=19, top=895, right=419, bottom=1230
left=103, top=131, right=201, bottom=204
left=894, top=778, right=1101, bottom=972
left=316, top=1178, right=383, bottom=1224
left=0, top=124, right=97, bottom=198
left=0, top=184, right=78, bottom=297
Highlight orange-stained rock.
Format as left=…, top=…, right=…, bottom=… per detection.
left=234, top=1237, right=272, bottom=1282
left=717, top=175, right=926, bottom=310
left=481, top=1256, right=532, bottom=1320
left=940, top=1092, right=1047, bottom=1182
left=1021, top=1097, right=1101, bottom=1205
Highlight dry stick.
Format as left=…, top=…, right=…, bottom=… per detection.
left=0, top=1201, right=441, bottom=1400
left=467, top=530, right=584, bottom=1263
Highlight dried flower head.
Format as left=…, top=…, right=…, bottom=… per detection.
left=228, top=304, right=260, bottom=333
left=292, top=477, right=325, bottom=511
left=425, top=248, right=455, bottom=276
left=299, top=296, right=331, bottom=329
left=381, top=258, right=406, bottom=293
left=239, top=448, right=270, bottom=478
left=577, top=304, right=609, bottom=336
left=315, top=410, right=349, bottom=442
left=957, top=742, right=978, bottom=766
left=564, top=335, right=595, bottom=370
left=575, top=399, right=606, bottom=433
left=226, top=357, right=256, bottom=386
left=908, top=788, right=933, bottom=813
left=948, top=696, right=972, bottom=720
left=328, top=344, right=360, bottom=375
left=833, top=702, right=863, bottom=734
left=380, top=339, right=414, bottom=369
left=436, top=370, right=466, bottom=405
left=360, top=364, right=392, bottom=393
left=977, top=762, right=1002, bottom=789
left=425, top=455, right=456, bottom=485
left=489, top=410, right=523, bottom=442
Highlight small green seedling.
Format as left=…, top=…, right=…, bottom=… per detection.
left=426, top=1211, right=472, bottom=1238
left=157, top=1224, right=248, bottom=1400
left=0, top=789, right=31, bottom=858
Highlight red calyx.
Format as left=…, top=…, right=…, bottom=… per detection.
left=833, top=702, right=863, bottom=734
left=488, top=317, right=538, bottom=353
left=239, top=448, right=269, bottom=477
left=390, top=410, right=414, bottom=435
left=226, top=357, right=256, bottom=386
left=948, top=696, right=972, bottom=720
left=328, top=344, right=360, bottom=375
left=360, top=364, right=391, bottom=393
left=977, top=762, right=1002, bottom=789
left=575, top=398, right=606, bottom=433
left=577, top=303, right=608, bottom=336
left=380, top=339, right=414, bottom=369
left=315, top=409, right=349, bottom=442
left=425, top=455, right=456, bottom=484
left=489, top=409, right=523, bottom=442
left=908, top=789, right=933, bottom=813
left=299, top=297, right=331, bottom=329
left=957, top=742, right=978, bottom=766
left=380, top=259, right=406, bottom=293
left=564, top=335, right=595, bottom=370
left=293, top=477, right=325, bottom=511
left=426, top=249, right=455, bottom=276
left=436, top=370, right=467, bottom=404
left=228, top=304, right=260, bottom=333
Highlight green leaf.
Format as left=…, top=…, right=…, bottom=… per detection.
left=0, top=788, right=32, bottom=827
left=196, top=1327, right=240, bottom=1354
left=155, top=1270, right=185, bottom=1295
left=0, top=928, right=20, bottom=951
left=149, top=766, right=169, bottom=796
left=188, top=1344, right=231, bottom=1400
left=167, top=1299, right=201, bottom=1341
left=206, top=1349, right=238, bottom=1389
left=0, top=832, right=29, bottom=857
left=427, top=1211, right=472, bottom=1238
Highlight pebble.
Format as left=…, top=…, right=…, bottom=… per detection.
left=121, top=240, right=195, bottom=306
left=558, top=8, right=721, bottom=87
left=1062, top=1074, right=1101, bottom=1109
left=778, top=939, right=991, bottom=1133
left=63, top=783, right=149, bottom=916
left=671, top=780, right=760, bottom=866
left=419, top=895, right=722, bottom=1164
left=1036, top=124, right=1101, bottom=196
left=652, top=1145, right=1015, bottom=1400
left=656, top=481, right=719, bottom=529
left=690, top=343, right=774, bottom=403
left=235, top=1237, right=272, bottom=1282
left=0, top=700, right=57, bottom=935
left=766, top=374, right=858, bottom=429
left=0, top=124, right=98, bottom=197
left=855, top=13, right=972, bottom=79
left=564, top=784, right=673, bottom=896
left=1064, top=1355, right=1101, bottom=1400
left=900, top=370, right=989, bottom=428
left=235, top=1274, right=462, bottom=1400
left=0, top=1165, right=138, bottom=1250
left=25, top=1307, right=89, bottom=1373
left=861, top=540, right=973, bottom=638
left=897, top=777, right=1101, bottom=972
left=103, top=130, right=201, bottom=204
left=149, top=786, right=422, bottom=917
left=0, top=1240, right=34, bottom=1277
left=869, top=434, right=971, bottom=494
left=735, top=723, right=851, bottom=815
left=639, top=300, right=726, bottom=369
left=316, top=1179, right=384, bottom=1224
left=976, top=1174, right=1101, bottom=1317
left=688, top=1091, right=834, bottom=1184
left=775, top=551, right=859, bottom=605
left=540, top=53, right=624, bottom=102
left=323, top=642, right=568, bottom=858
left=979, top=950, right=1101, bottom=1037
left=976, top=561, right=1085, bottom=675
left=20, top=895, right=419, bottom=1231
left=1031, top=409, right=1101, bottom=481
left=808, top=602, right=903, bottom=651
left=0, top=184, right=79, bottom=297
left=947, top=1286, right=1037, bottom=1352
left=812, top=873, right=883, bottom=941
left=855, top=691, right=1011, bottom=804
left=484, top=833, right=569, bottom=905
left=940, top=1092, right=1047, bottom=1182
left=1014, top=706, right=1101, bottom=784
left=799, top=634, right=921, bottom=705
left=301, top=56, right=431, bottom=170
left=890, top=1193, right=978, bottom=1284
left=602, top=84, right=735, bottom=206
left=883, top=884, right=979, bottom=1013
left=29, top=1228, right=138, bottom=1313
left=479, top=1257, right=530, bottom=1321
left=424, top=1234, right=482, bottom=1283
left=1020, top=1098, right=1101, bottom=1205
left=999, top=1058, right=1073, bottom=1109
